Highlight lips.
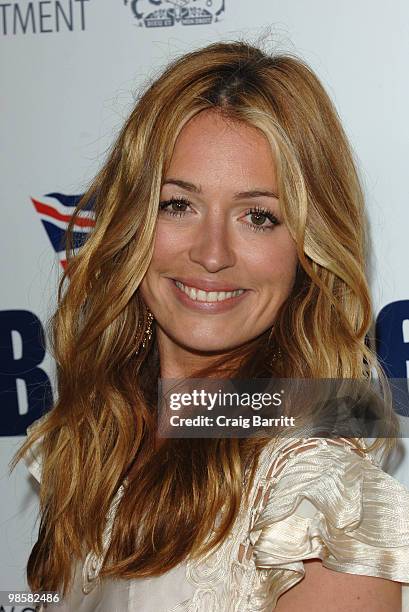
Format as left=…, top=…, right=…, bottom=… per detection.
left=168, top=278, right=249, bottom=312
left=174, top=280, right=244, bottom=303
left=172, top=276, right=245, bottom=292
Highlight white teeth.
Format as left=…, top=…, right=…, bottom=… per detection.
left=174, top=281, right=245, bottom=302
left=197, top=289, right=207, bottom=301
left=187, top=286, right=197, bottom=300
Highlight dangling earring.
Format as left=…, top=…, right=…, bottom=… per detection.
left=270, top=346, right=282, bottom=366
left=141, top=310, right=154, bottom=350
left=268, top=325, right=282, bottom=367
left=136, top=309, right=154, bottom=355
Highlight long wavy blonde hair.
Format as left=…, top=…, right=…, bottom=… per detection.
left=12, top=41, right=399, bottom=596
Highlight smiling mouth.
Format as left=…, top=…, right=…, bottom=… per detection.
left=173, top=280, right=245, bottom=303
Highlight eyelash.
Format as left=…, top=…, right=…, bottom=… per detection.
left=158, top=197, right=280, bottom=232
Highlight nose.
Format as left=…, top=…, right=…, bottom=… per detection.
left=188, top=212, right=236, bottom=273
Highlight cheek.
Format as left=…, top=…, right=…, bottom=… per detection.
left=246, top=235, right=298, bottom=292
left=150, top=223, right=186, bottom=265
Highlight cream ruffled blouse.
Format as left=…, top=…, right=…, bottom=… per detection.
left=24, top=424, right=409, bottom=611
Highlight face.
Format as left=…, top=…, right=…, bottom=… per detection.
left=140, top=110, right=298, bottom=361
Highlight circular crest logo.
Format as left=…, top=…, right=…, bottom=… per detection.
left=123, top=0, right=225, bottom=27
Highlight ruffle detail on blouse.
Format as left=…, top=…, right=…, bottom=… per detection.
left=249, top=439, right=409, bottom=599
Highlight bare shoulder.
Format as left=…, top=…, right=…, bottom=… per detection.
left=274, top=559, right=402, bottom=612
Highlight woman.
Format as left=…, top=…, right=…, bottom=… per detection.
left=14, top=41, right=409, bottom=611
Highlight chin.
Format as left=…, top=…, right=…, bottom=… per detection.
left=173, top=331, right=249, bottom=356
left=178, top=339, right=234, bottom=354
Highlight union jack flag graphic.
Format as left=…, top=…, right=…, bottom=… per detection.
left=30, top=193, right=95, bottom=269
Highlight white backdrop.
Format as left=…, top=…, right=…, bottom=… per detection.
left=1, top=0, right=409, bottom=602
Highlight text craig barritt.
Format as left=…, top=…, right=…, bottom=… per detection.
left=169, top=415, right=295, bottom=428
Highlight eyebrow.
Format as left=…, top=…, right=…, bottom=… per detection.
left=163, top=178, right=278, bottom=200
